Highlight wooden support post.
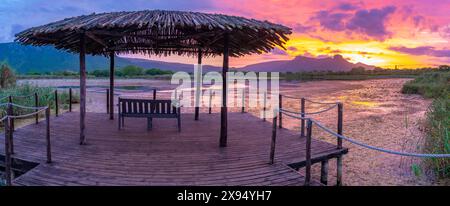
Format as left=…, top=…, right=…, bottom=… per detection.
left=79, top=33, right=87, bottom=145
left=54, top=90, right=59, bottom=117
left=109, top=52, right=115, bottom=120
left=195, top=48, right=202, bottom=121
left=320, top=160, right=329, bottom=185
left=106, top=88, right=110, bottom=114
left=270, top=115, right=277, bottom=165
left=69, top=88, right=72, bottom=112
left=45, top=107, right=52, bottom=163
left=263, top=91, right=267, bottom=122
left=300, top=98, right=306, bottom=138
left=337, top=102, right=344, bottom=186
left=241, top=88, right=245, bottom=113
left=278, top=94, right=283, bottom=129
left=304, top=119, right=313, bottom=186
left=209, top=91, right=212, bottom=114
left=35, top=92, right=39, bottom=124
left=337, top=103, right=343, bottom=149
left=337, top=156, right=343, bottom=186
left=7, top=102, right=14, bottom=154
left=8, top=96, right=14, bottom=131
left=4, top=117, right=12, bottom=186
left=220, top=33, right=229, bottom=148
left=153, top=89, right=157, bottom=100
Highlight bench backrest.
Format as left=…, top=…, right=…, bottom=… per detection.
left=119, top=98, right=179, bottom=115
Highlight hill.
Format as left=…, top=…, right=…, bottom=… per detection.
left=0, top=42, right=374, bottom=74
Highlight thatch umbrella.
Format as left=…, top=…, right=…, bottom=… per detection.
left=15, top=10, right=291, bottom=147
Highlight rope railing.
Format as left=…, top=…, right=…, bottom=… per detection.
left=311, top=120, right=450, bottom=158
left=1, top=103, right=52, bottom=186
left=304, top=98, right=338, bottom=105
left=276, top=109, right=450, bottom=158
left=273, top=107, right=450, bottom=186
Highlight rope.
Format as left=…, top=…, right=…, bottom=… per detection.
left=304, top=98, right=338, bottom=105
left=9, top=103, right=48, bottom=110
left=280, top=94, right=303, bottom=100
left=279, top=103, right=338, bottom=116
left=304, top=104, right=338, bottom=115
left=311, top=120, right=450, bottom=158
left=8, top=107, right=47, bottom=120
left=0, top=115, right=7, bottom=122
left=279, top=107, right=450, bottom=158
left=279, top=109, right=309, bottom=120
left=0, top=96, right=10, bottom=101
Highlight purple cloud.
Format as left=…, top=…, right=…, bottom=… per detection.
left=271, top=48, right=288, bottom=56
left=293, top=23, right=315, bottom=33
left=390, top=46, right=450, bottom=57
left=313, top=10, right=349, bottom=31
left=312, top=6, right=396, bottom=40
left=346, top=6, right=396, bottom=40
left=336, top=3, right=360, bottom=11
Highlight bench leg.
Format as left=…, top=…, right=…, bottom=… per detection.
left=147, top=118, right=153, bottom=131
left=178, top=116, right=181, bottom=132
left=118, top=115, right=121, bottom=130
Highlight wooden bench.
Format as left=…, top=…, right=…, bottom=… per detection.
left=118, top=98, right=181, bottom=132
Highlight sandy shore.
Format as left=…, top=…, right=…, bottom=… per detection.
left=19, top=78, right=435, bottom=185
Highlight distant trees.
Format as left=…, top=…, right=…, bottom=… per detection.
left=0, top=63, right=17, bottom=88
left=121, top=65, right=144, bottom=76
left=88, top=66, right=173, bottom=77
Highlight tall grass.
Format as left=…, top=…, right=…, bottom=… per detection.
left=0, top=84, right=79, bottom=117
left=402, top=70, right=450, bottom=178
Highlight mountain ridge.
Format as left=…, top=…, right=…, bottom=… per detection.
left=0, top=42, right=375, bottom=74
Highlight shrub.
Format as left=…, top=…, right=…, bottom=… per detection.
left=402, top=70, right=450, bottom=178
left=0, top=63, right=17, bottom=88
left=121, top=65, right=144, bottom=77
left=145, top=68, right=173, bottom=76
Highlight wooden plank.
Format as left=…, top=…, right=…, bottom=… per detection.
left=1, top=112, right=347, bottom=186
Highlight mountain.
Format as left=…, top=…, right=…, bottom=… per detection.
left=0, top=42, right=221, bottom=74
left=0, top=42, right=374, bottom=74
left=241, top=55, right=374, bottom=72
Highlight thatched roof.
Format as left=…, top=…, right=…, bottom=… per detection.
left=15, top=10, right=292, bottom=57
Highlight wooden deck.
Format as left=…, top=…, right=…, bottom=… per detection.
left=1, top=112, right=347, bottom=186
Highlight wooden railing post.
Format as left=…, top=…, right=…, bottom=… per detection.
left=241, top=88, right=245, bottom=113
left=270, top=113, right=277, bottom=165
left=4, top=117, right=12, bottom=186
left=8, top=96, right=14, bottom=131
left=336, top=102, right=344, bottom=186
left=35, top=92, right=39, bottom=124
left=45, top=107, right=52, bottom=163
left=54, top=90, right=59, bottom=117
left=278, top=94, right=283, bottom=129
left=300, top=98, right=306, bottom=138
left=209, top=90, right=213, bottom=114
left=263, top=91, right=267, bottom=121
left=153, top=89, right=157, bottom=100
left=321, top=160, right=329, bottom=185
left=69, top=88, right=72, bottom=112
left=337, top=102, right=343, bottom=149
left=7, top=102, right=14, bottom=154
left=106, top=89, right=110, bottom=114
left=304, top=119, right=313, bottom=186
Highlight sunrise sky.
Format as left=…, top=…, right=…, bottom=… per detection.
left=1, top=0, right=449, bottom=68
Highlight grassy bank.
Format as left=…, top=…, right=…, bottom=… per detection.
left=281, top=67, right=444, bottom=81
left=402, top=70, right=450, bottom=178
left=0, top=84, right=79, bottom=119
